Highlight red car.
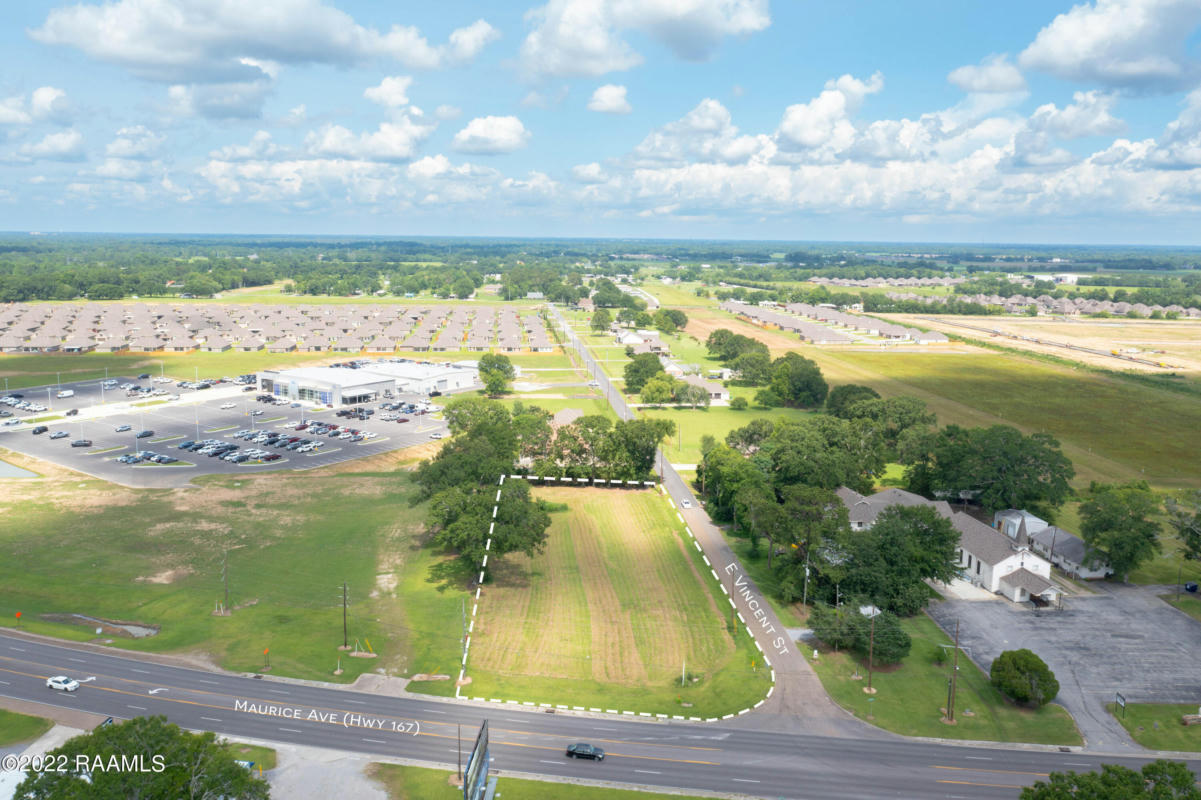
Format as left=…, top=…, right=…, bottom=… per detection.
left=263, top=453, right=282, bottom=461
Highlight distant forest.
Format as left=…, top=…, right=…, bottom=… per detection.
left=0, top=233, right=1197, bottom=304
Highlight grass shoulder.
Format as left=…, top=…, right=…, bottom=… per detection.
left=809, top=612, right=1082, bottom=745
left=1108, top=703, right=1201, bottom=752
left=1160, top=593, right=1201, bottom=623
left=367, top=763, right=718, bottom=800
left=0, top=709, right=52, bottom=747
left=224, top=742, right=277, bottom=771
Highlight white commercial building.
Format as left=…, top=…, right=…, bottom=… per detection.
left=362, top=361, right=479, bottom=395
left=259, top=361, right=479, bottom=405
left=259, top=367, right=394, bottom=406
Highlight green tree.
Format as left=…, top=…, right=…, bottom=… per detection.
left=838, top=505, right=959, bottom=615
left=640, top=374, right=676, bottom=405
left=1079, top=481, right=1162, bottom=581
left=730, top=396, right=748, bottom=410
left=442, top=396, right=511, bottom=436
left=725, top=418, right=775, bottom=455
left=16, top=715, right=269, bottom=799
left=608, top=418, right=675, bottom=478
left=754, top=388, right=781, bottom=408
left=843, top=396, right=936, bottom=454
left=731, top=351, right=772, bottom=385
left=590, top=308, right=612, bottom=332
left=769, top=352, right=828, bottom=408
left=623, top=352, right=665, bottom=393
left=676, top=382, right=710, bottom=409
left=1021, top=760, right=1201, bottom=800
left=826, top=384, right=881, bottom=417
left=772, top=485, right=850, bottom=597
left=809, top=604, right=910, bottom=663
left=903, top=425, right=1074, bottom=514
left=990, top=648, right=1059, bottom=707
left=478, top=353, right=516, bottom=396
left=1165, top=489, right=1201, bottom=563
left=429, top=478, right=551, bottom=575
left=452, top=275, right=475, bottom=298
left=652, top=308, right=677, bottom=334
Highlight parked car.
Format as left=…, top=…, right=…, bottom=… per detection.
left=220, top=402, right=236, bottom=409
left=115, top=424, right=132, bottom=432
left=565, top=744, right=604, bottom=761
left=71, top=439, right=93, bottom=447
left=178, top=440, right=195, bottom=449
left=65, top=408, right=79, bottom=416
left=262, top=453, right=282, bottom=461
left=32, top=426, right=48, bottom=435
left=429, top=431, right=444, bottom=439
left=49, top=430, right=69, bottom=440
left=46, top=676, right=80, bottom=692
left=136, top=430, right=154, bottom=439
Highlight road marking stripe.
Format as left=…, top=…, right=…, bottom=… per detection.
left=69, top=658, right=85, bottom=663
left=362, top=738, right=388, bottom=744
left=634, top=769, right=661, bottom=774
left=932, top=766, right=1049, bottom=777
left=936, top=780, right=1023, bottom=789
left=127, top=705, right=147, bottom=710
left=279, top=727, right=303, bottom=733
left=732, top=778, right=760, bottom=783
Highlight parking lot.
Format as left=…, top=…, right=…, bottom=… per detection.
left=928, top=583, right=1201, bottom=751
left=0, top=375, right=448, bottom=488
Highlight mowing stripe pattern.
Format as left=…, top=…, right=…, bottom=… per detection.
left=455, top=474, right=775, bottom=722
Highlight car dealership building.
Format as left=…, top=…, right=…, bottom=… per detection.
left=258, top=361, right=479, bottom=405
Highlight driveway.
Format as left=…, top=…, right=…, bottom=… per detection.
left=927, top=583, right=1201, bottom=753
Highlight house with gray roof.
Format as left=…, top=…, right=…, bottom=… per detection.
left=836, top=487, right=1056, bottom=604
left=994, top=509, right=1110, bottom=579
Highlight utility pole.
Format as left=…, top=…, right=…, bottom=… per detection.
left=865, top=613, right=877, bottom=695
left=222, top=549, right=230, bottom=614
left=342, top=582, right=349, bottom=650
left=802, top=549, right=811, bottom=607
left=947, top=619, right=960, bottom=722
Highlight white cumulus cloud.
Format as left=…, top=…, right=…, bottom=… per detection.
left=19, top=129, right=85, bottom=161
left=452, top=116, right=531, bottom=154
left=1019, top=0, right=1201, bottom=92
left=305, top=113, right=435, bottom=162
left=1028, top=91, right=1125, bottom=139
left=520, top=0, right=770, bottom=78
left=210, top=131, right=279, bottom=161
left=587, top=84, right=632, bottom=113
left=948, top=55, right=1026, bottom=94
left=364, top=76, right=413, bottom=107
left=777, top=72, right=883, bottom=152
left=106, top=125, right=165, bottom=159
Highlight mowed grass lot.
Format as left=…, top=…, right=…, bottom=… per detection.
left=368, top=763, right=717, bottom=800
left=467, top=487, right=771, bottom=717
left=0, top=456, right=469, bottom=686
left=0, top=709, right=52, bottom=747
left=810, top=613, right=1081, bottom=745
left=1109, top=703, right=1201, bottom=752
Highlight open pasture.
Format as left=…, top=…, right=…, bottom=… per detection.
left=465, top=486, right=770, bottom=717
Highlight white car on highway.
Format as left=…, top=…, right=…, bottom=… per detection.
left=46, top=675, right=80, bottom=692
left=220, top=402, right=236, bottom=409
left=681, top=499, right=693, bottom=509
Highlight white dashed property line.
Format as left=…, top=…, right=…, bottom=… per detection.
left=459, top=471, right=772, bottom=721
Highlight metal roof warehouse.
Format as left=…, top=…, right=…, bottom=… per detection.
left=258, top=362, right=479, bottom=405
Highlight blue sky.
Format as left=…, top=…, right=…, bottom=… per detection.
left=2, top=0, right=1201, bottom=244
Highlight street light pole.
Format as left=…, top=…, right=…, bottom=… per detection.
left=866, top=613, right=876, bottom=695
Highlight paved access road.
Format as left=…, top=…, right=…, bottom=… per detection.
left=4, top=631, right=1191, bottom=800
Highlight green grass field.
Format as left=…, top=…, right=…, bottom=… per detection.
left=810, top=613, right=1082, bottom=745
left=0, top=709, right=52, bottom=747
left=224, top=742, right=277, bottom=771
left=1161, top=593, right=1201, bottom=623
left=0, top=466, right=469, bottom=686
left=642, top=405, right=815, bottom=465
left=796, top=348, right=1201, bottom=489
left=367, top=763, right=717, bottom=800
left=465, top=487, right=771, bottom=717
left=1109, top=703, right=1201, bottom=752
left=0, top=350, right=571, bottom=391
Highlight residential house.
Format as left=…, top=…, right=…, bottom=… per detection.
left=994, top=509, right=1111, bottom=580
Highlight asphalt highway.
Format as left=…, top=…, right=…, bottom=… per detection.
left=4, top=631, right=1193, bottom=800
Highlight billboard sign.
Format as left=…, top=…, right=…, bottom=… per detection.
left=463, top=720, right=490, bottom=800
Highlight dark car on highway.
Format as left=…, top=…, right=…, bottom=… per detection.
left=71, top=439, right=92, bottom=447
left=565, top=743, right=604, bottom=761
left=32, top=425, right=48, bottom=435
left=65, top=408, right=79, bottom=416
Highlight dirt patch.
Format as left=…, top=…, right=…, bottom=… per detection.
left=685, top=310, right=806, bottom=354
left=41, top=613, right=159, bottom=639
left=136, top=567, right=194, bottom=584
